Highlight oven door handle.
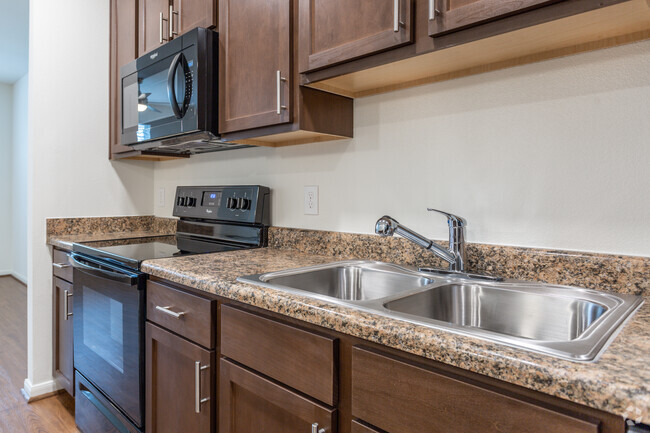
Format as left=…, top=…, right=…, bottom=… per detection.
left=70, top=253, right=139, bottom=286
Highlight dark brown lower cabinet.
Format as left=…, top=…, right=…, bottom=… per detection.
left=219, top=358, right=336, bottom=433
left=53, top=276, right=74, bottom=396
left=351, top=420, right=380, bottom=433
left=351, top=346, right=605, bottom=433
left=145, top=322, right=215, bottom=433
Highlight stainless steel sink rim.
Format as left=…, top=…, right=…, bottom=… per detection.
left=237, top=260, right=644, bottom=362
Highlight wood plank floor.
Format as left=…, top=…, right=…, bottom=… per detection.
left=0, top=276, right=79, bottom=433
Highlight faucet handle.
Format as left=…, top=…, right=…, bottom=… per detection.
left=427, top=208, right=467, bottom=227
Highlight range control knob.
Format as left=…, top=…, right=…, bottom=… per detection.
left=178, top=197, right=187, bottom=206
left=226, top=197, right=237, bottom=209
left=237, top=198, right=250, bottom=210
left=189, top=197, right=197, bottom=207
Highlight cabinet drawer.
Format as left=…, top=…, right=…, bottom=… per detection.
left=351, top=347, right=600, bottom=433
left=221, top=305, right=337, bottom=405
left=52, top=249, right=73, bottom=282
left=146, top=281, right=215, bottom=348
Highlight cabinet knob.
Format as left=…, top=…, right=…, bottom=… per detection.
left=311, top=423, right=326, bottom=433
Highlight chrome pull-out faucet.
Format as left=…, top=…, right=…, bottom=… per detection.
left=375, top=209, right=467, bottom=271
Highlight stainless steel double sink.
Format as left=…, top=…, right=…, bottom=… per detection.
left=238, top=261, right=643, bottom=362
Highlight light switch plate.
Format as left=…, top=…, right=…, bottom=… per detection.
left=304, top=186, right=319, bottom=215
left=157, top=188, right=165, bottom=208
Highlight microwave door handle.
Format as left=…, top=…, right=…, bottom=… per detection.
left=167, top=52, right=184, bottom=119
left=179, top=55, right=192, bottom=118
left=70, top=254, right=138, bottom=286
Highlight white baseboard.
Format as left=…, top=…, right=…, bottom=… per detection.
left=11, top=272, right=27, bottom=285
left=0, top=271, right=28, bottom=285
left=22, top=378, right=61, bottom=401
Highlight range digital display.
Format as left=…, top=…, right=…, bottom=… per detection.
left=202, top=191, right=222, bottom=207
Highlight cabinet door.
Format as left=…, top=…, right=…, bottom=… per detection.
left=219, top=358, right=336, bottom=433
left=171, top=0, right=216, bottom=38
left=146, top=323, right=214, bottom=433
left=428, top=0, right=562, bottom=36
left=139, top=0, right=172, bottom=55
left=110, top=0, right=139, bottom=157
left=219, top=0, right=291, bottom=133
left=53, top=276, right=74, bottom=396
left=352, top=346, right=600, bottom=433
left=299, top=0, right=413, bottom=72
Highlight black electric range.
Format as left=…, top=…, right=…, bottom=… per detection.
left=69, top=185, right=270, bottom=433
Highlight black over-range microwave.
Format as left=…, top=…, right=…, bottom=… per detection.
left=120, top=27, right=248, bottom=154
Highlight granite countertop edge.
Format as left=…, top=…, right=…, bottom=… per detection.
left=140, top=248, right=650, bottom=424
left=48, top=231, right=176, bottom=251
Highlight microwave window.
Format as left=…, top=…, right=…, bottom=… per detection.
left=138, top=68, right=176, bottom=125
left=123, top=82, right=139, bottom=131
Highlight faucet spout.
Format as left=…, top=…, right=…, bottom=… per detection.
left=375, top=210, right=466, bottom=271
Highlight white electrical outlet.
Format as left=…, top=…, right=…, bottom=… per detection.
left=157, top=188, right=165, bottom=208
left=304, top=186, right=319, bottom=215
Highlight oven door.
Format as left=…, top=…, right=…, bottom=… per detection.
left=121, top=43, right=198, bottom=146
left=71, top=253, right=145, bottom=428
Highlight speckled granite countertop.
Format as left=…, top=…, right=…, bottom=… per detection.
left=142, top=248, right=650, bottom=423
left=47, top=216, right=177, bottom=250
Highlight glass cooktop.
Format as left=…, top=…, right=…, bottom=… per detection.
left=73, top=236, right=247, bottom=271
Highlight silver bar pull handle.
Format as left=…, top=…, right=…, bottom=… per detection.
left=393, top=0, right=400, bottom=32
left=155, top=305, right=186, bottom=319
left=195, top=362, right=210, bottom=413
left=159, top=12, right=169, bottom=44
left=311, top=423, right=326, bottom=433
left=169, top=4, right=178, bottom=38
left=53, top=263, right=70, bottom=269
left=429, top=0, right=438, bottom=20
left=276, top=70, right=287, bottom=115
left=64, top=290, right=73, bottom=320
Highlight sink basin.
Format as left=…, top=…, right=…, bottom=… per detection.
left=383, top=283, right=607, bottom=342
left=238, top=261, right=643, bottom=361
left=245, top=261, right=434, bottom=301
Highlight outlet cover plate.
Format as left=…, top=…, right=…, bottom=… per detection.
left=304, top=186, right=319, bottom=215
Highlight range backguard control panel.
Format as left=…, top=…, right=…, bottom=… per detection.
left=173, top=185, right=270, bottom=225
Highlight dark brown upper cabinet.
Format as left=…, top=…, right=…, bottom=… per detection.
left=139, top=0, right=216, bottom=55
left=171, top=0, right=217, bottom=37
left=299, top=0, right=414, bottom=73
left=109, top=0, right=139, bottom=159
left=428, top=0, right=562, bottom=36
left=219, top=0, right=292, bottom=133
left=138, top=0, right=173, bottom=55
left=301, top=0, right=650, bottom=99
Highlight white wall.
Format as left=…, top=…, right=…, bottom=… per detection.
left=0, top=83, right=13, bottom=274
left=12, top=74, right=28, bottom=283
left=26, top=0, right=155, bottom=397
left=154, top=40, right=650, bottom=257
